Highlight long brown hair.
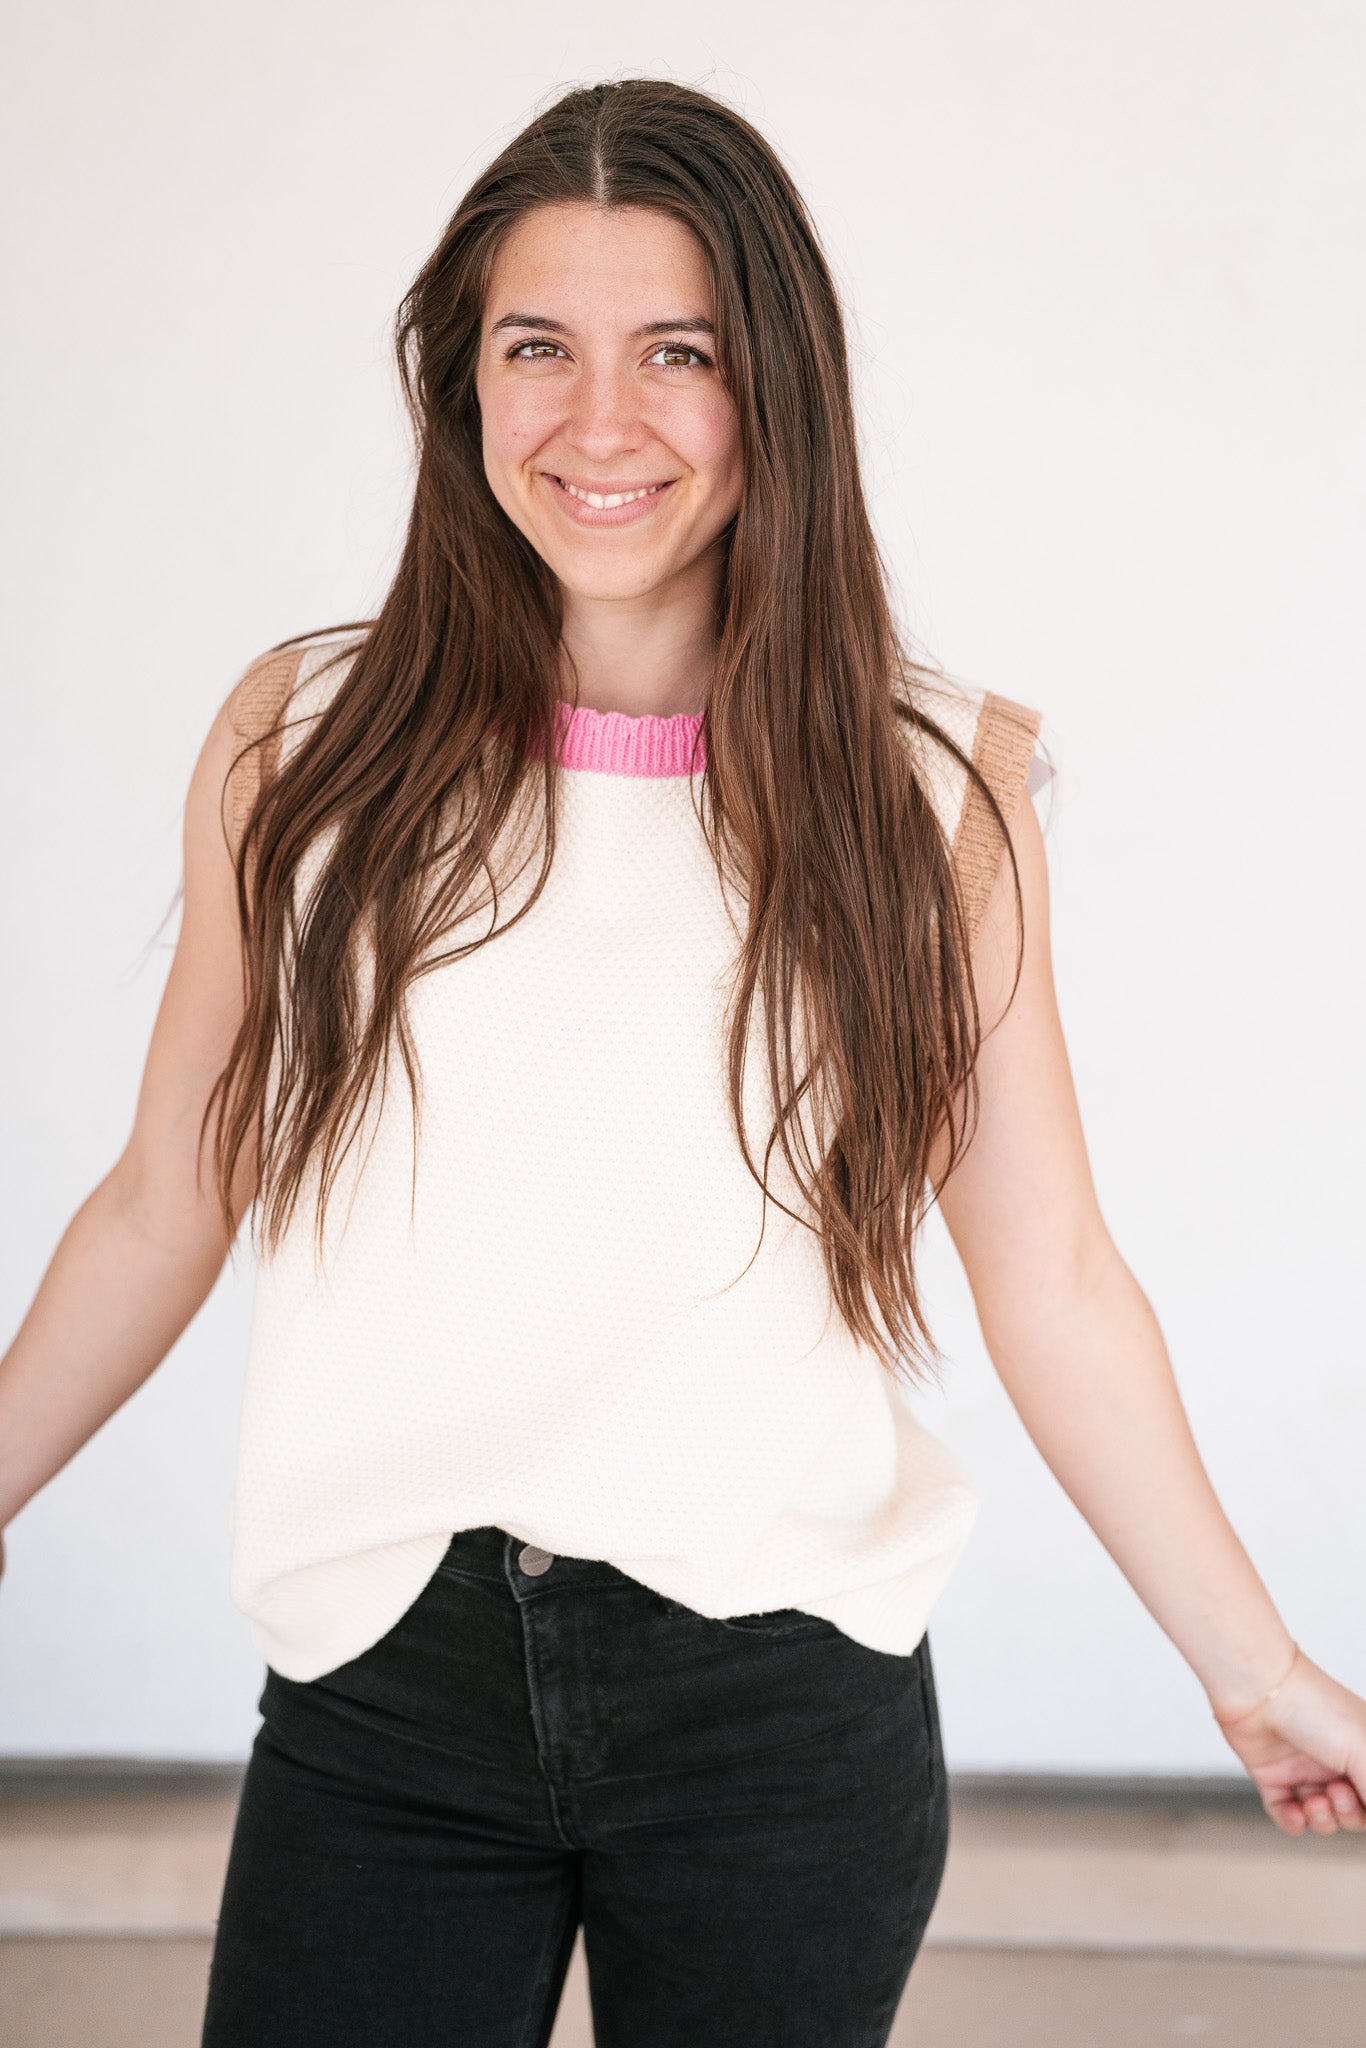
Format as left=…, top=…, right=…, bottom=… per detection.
left=206, top=78, right=1026, bottom=1385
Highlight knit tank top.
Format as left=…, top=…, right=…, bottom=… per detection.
left=226, top=636, right=1050, bottom=1680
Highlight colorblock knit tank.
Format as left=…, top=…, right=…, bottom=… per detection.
left=226, top=636, right=1051, bottom=1680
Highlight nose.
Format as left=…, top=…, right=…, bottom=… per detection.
left=561, top=359, right=646, bottom=463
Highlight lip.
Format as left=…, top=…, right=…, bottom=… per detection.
left=541, top=471, right=677, bottom=529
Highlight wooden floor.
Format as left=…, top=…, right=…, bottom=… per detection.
left=2, top=1933, right=1363, bottom=2047
left=2, top=1767, right=1363, bottom=2045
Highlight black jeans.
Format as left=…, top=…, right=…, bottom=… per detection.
left=201, top=1525, right=948, bottom=2047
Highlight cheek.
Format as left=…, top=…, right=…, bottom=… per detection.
left=671, top=390, right=743, bottom=497
left=480, top=377, right=558, bottom=480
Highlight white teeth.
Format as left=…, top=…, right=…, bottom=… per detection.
left=557, top=479, right=667, bottom=510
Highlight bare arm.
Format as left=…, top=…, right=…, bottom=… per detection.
left=0, top=681, right=263, bottom=1546
left=929, top=789, right=1366, bottom=1836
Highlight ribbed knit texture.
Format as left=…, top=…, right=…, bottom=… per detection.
left=548, top=697, right=707, bottom=777
left=227, top=639, right=1049, bottom=1680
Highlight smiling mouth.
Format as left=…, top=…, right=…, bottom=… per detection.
left=549, top=475, right=674, bottom=510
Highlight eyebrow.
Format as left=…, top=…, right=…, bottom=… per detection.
left=490, top=312, right=716, bottom=337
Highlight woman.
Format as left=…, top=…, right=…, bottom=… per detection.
left=2, top=76, right=1362, bottom=2048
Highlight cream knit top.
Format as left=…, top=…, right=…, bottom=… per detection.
left=226, top=636, right=1050, bottom=1681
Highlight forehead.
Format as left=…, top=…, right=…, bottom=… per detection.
left=483, top=203, right=712, bottom=326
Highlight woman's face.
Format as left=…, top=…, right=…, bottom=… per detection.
left=475, top=202, right=743, bottom=607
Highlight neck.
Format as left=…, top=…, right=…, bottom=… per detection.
left=556, top=548, right=722, bottom=719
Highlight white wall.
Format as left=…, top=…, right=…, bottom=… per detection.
left=2, top=0, right=1361, bottom=1770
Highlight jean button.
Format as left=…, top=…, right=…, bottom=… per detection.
left=518, top=1543, right=554, bottom=1577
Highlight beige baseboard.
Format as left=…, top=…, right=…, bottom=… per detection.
left=1, top=1764, right=1361, bottom=1960
left=929, top=1776, right=1365, bottom=1960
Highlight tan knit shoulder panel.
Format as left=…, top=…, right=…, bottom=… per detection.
left=227, top=643, right=308, bottom=847
left=952, top=688, right=1044, bottom=941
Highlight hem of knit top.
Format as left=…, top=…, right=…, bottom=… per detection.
left=550, top=697, right=707, bottom=777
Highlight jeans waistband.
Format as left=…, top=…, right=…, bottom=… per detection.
left=439, top=1524, right=644, bottom=1591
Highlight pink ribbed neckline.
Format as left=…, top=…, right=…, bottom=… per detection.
left=550, top=697, right=707, bottom=777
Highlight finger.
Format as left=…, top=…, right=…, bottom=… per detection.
left=1298, top=1789, right=1339, bottom=1835
left=1326, top=1779, right=1366, bottom=1829
left=1265, top=1791, right=1307, bottom=1834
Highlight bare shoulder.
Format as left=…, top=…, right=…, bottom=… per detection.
left=116, top=645, right=314, bottom=1213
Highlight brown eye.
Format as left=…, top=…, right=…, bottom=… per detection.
left=648, top=343, right=710, bottom=371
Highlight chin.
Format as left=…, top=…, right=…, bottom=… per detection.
left=549, top=554, right=677, bottom=603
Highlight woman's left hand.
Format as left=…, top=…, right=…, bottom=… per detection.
left=1212, top=1651, right=1366, bottom=1835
